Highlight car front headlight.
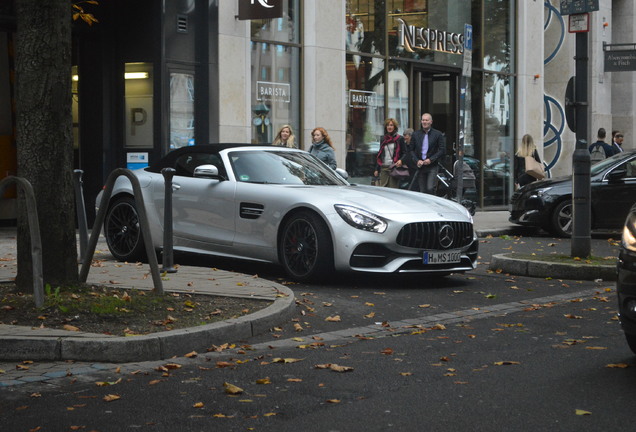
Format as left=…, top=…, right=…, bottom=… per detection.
left=623, top=209, right=636, bottom=252
left=335, top=205, right=387, bottom=233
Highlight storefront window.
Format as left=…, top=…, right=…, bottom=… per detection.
left=346, top=0, right=385, bottom=56
left=250, top=1, right=300, bottom=145
left=483, top=0, right=512, bottom=73
left=250, top=0, right=299, bottom=43
left=483, top=72, right=513, bottom=207
left=346, top=54, right=385, bottom=180
left=387, top=60, right=409, bottom=132
left=250, top=44, right=300, bottom=145
left=169, top=72, right=195, bottom=149
left=124, top=62, right=153, bottom=149
left=390, top=0, right=472, bottom=68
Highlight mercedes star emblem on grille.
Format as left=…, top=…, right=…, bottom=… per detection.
left=438, top=224, right=455, bottom=249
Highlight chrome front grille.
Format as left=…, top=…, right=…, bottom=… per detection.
left=396, top=221, right=473, bottom=250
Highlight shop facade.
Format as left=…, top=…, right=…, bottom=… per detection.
left=0, top=1, right=634, bottom=222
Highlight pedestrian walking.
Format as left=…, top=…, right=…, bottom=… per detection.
left=309, top=127, right=337, bottom=170
left=410, top=113, right=446, bottom=194
left=373, top=118, right=407, bottom=188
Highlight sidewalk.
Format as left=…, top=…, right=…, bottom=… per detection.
left=0, top=211, right=606, bottom=365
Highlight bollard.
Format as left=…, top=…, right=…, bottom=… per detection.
left=73, top=170, right=89, bottom=263
left=571, top=139, right=591, bottom=258
left=161, top=168, right=177, bottom=273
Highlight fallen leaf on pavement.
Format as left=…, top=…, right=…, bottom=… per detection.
left=606, top=363, right=630, bottom=368
left=223, top=382, right=244, bottom=395
left=272, top=358, right=303, bottom=363
left=325, top=315, right=341, bottom=322
left=575, top=409, right=592, bottom=416
left=103, top=394, right=121, bottom=402
left=494, top=361, right=520, bottom=366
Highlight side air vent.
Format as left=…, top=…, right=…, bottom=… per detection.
left=240, top=202, right=264, bottom=219
left=177, top=15, right=188, bottom=33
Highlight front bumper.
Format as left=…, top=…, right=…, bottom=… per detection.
left=509, top=191, right=550, bottom=227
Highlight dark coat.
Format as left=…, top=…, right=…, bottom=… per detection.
left=410, top=127, right=446, bottom=171
left=515, top=149, right=541, bottom=187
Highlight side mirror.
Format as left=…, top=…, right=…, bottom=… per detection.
left=335, top=167, right=349, bottom=180
left=193, top=164, right=221, bottom=179
left=607, top=168, right=627, bottom=182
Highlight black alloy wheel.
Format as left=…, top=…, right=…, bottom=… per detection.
left=550, top=200, right=573, bottom=238
left=279, top=211, right=333, bottom=281
left=104, top=196, right=146, bottom=262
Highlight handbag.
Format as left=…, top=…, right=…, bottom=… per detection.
left=524, top=156, right=545, bottom=180
left=389, top=165, right=410, bottom=179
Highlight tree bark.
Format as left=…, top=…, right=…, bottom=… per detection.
left=14, top=0, right=78, bottom=289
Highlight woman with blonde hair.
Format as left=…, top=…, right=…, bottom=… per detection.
left=309, top=127, right=337, bottom=169
left=515, top=134, right=542, bottom=188
left=272, top=125, right=296, bottom=148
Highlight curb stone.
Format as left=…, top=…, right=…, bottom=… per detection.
left=490, top=253, right=617, bottom=281
left=0, top=285, right=296, bottom=363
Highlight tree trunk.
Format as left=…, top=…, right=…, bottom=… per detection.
left=14, top=0, right=78, bottom=289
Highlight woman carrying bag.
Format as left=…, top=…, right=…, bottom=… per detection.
left=373, top=118, right=407, bottom=188
left=515, top=134, right=544, bottom=189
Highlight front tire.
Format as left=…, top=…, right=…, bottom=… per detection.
left=104, top=196, right=146, bottom=262
left=550, top=200, right=573, bottom=238
left=279, top=211, right=333, bottom=281
left=625, top=333, right=636, bottom=355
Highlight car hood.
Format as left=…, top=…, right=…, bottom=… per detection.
left=317, top=185, right=470, bottom=219
left=520, top=175, right=572, bottom=192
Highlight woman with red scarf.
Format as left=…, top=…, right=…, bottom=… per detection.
left=374, top=118, right=407, bottom=188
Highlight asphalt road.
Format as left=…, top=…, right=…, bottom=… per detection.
left=0, top=233, right=630, bottom=431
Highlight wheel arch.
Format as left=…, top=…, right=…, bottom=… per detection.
left=276, top=206, right=334, bottom=264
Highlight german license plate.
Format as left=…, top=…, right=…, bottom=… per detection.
left=423, top=250, right=461, bottom=264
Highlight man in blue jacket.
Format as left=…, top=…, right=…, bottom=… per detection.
left=410, top=113, right=446, bottom=194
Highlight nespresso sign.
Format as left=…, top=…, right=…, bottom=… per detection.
left=238, top=0, right=283, bottom=20
left=397, top=18, right=464, bottom=55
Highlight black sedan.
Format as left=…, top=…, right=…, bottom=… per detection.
left=617, top=203, right=636, bottom=353
left=510, top=150, right=636, bottom=237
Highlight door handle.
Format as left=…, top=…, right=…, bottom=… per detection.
left=172, top=183, right=181, bottom=191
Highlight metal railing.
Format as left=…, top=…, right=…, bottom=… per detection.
left=0, top=176, right=44, bottom=307
left=79, top=168, right=164, bottom=294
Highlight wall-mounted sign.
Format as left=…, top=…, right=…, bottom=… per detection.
left=256, top=81, right=290, bottom=103
left=238, top=0, right=283, bottom=20
left=604, top=50, right=636, bottom=72
left=126, top=152, right=149, bottom=170
left=568, top=13, right=589, bottom=33
left=348, top=90, right=377, bottom=109
left=560, top=0, right=599, bottom=16
left=397, top=19, right=464, bottom=55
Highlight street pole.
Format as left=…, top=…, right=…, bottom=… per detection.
left=571, top=31, right=591, bottom=258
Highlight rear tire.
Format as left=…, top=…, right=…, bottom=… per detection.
left=279, top=211, right=333, bottom=281
left=104, top=196, right=146, bottom=262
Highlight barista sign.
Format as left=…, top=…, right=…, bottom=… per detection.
left=238, top=0, right=283, bottom=20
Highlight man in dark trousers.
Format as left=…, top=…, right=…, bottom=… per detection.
left=410, top=113, right=446, bottom=194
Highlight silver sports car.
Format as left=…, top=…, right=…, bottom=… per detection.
left=96, top=144, right=478, bottom=281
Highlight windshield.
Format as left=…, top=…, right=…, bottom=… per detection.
left=229, top=150, right=349, bottom=186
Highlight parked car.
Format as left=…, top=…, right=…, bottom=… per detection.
left=510, top=150, right=636, bottom=237
left=96, top=144, right=478, bottom=281
left=617, top=203, right=636, bottom=353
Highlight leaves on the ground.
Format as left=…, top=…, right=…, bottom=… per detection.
left=606, top=363, right=630, bottom=368
left=103, top=394, right=121, bottom=402
left=575, top=409, right=592, bottom=416
left=494, top=361, right=520, bottom=366
left=272, top=357, right=303, bottom=364
left=223, top=382, right=243, bottom=394
left=325, top=315, right=341, bottom=322
left=315, top=363, right=354, bottom=372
